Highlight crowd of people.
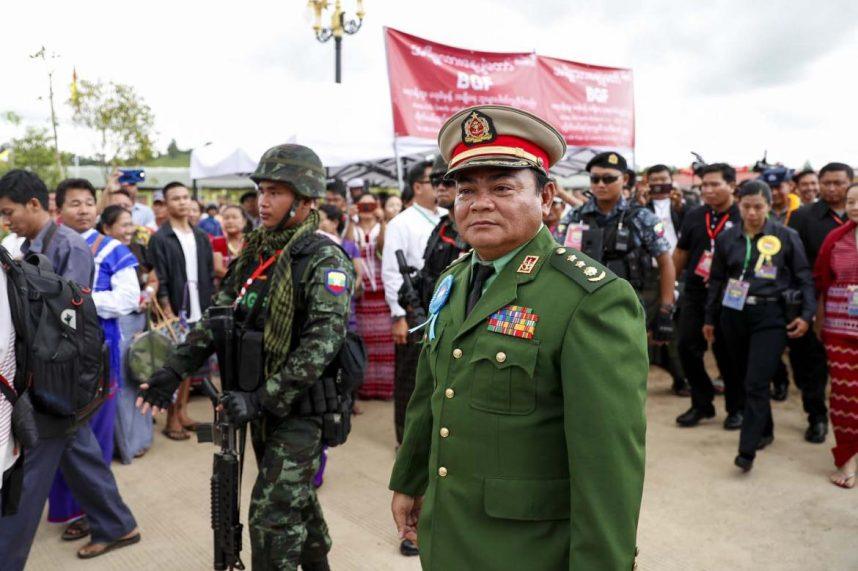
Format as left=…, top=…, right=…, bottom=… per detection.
left=0, top=139, right=855, bottom=567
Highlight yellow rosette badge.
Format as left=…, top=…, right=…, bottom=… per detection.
left=755, top=235, right=782, bottom=272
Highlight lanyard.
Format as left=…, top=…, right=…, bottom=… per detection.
left=706, top=210, right=730, bottom=247
left=740, top=235, right=753, bottom=280
left=831, top=213, right=845, bottom=226
left=413, top=205, right=438, bottom=228
left=234, top=250, right=281, bottom=306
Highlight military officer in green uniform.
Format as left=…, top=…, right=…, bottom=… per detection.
left=138, top=144, right=354, bottom=571
left=389, top=105, right=647, bottom=570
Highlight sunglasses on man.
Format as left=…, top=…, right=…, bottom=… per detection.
left=430, top=175, right=457, bottom=188
left=590, top=174, right=621, bottom=185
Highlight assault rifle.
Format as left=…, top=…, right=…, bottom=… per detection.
left=196, top=306, right=245, bottom=571
left=395, top=249, right=427, bottom=325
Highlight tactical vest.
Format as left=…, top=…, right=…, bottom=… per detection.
left=418, top=218, right=468, bottom=310
left=580, top=207, right=652, bottom=290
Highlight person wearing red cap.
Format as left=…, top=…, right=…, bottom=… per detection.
left=389, top=105, right=646, bottom=570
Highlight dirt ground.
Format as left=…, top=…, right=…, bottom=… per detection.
left=25, top=366, right=857, bottom=570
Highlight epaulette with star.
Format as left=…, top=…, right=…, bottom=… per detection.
left=548, top=246, right=616, bottom=293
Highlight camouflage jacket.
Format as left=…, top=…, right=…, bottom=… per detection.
left=165, top=236, right=354, bottom=417
left=555, top=197, right=671, bottom=258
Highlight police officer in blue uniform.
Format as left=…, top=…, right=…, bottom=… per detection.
left=556, top=151, right=677, bottom=344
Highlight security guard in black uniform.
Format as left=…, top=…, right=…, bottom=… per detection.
left=557, top=151, right=677, bottom=346
left=414, top=155, right=469, bottom=310
left=705, top=181, right=815, bottom=472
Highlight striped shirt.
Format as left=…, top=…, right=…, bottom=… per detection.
left=0, top=268, right=18, bottom=485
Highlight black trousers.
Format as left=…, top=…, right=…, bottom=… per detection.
left=720, top=303, right=787, bottom=457
left=787, top=330, right=829, bottom=423
left=677, top=289, right=743, bottom=414
left=394, top=333, right=422, bottom=445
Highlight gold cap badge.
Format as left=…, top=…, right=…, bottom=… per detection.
left=608, top=153, right=618, bottom=165
left=462, top=111, right=496, bottom=146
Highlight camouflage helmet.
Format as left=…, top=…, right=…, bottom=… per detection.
left=250, top=144, right=326, bottom=199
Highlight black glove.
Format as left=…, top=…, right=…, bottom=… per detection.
left=139, top=366, right=182, bottom=409
left=650, top=306, right=675, bottom=343
left=221, top=389, right=264, bottom=425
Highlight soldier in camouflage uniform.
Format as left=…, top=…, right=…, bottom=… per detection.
left=138, top=144, right=354, bottom=571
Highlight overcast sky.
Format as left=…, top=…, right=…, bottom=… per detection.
left=2, top=0, right=856, bottom=170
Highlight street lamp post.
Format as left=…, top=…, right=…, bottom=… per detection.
left=307, top=0, right=366, bottom=83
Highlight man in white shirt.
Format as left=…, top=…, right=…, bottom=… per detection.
left=381, top=161, right=447, bottom=424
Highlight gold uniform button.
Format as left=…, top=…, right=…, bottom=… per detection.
left=495, top=351, right=507, bottom=363
left=556, top=247, right=566, bottom=254
left=452, top=348, right=463, bottom=359
left=440, top=427, right=450, bottom=438
left=445, top=388, right=455, bottom=399
left=438, top=467, right=448, bottom=477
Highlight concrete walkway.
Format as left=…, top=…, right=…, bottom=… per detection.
left=26, top=368, right=857, bottom=570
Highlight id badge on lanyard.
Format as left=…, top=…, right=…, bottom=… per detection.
left=564, top=223, right=589, bottom=250
left=722, top=236, right=752, bottom=311
left=694, top=246, right=714, bottom=280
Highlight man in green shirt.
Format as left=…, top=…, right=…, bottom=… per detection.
left=389, top=105, right=648, bottom=570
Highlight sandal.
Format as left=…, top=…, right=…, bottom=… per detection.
left=180, top=422, right=200, bottom=432
left=77, top=532, right=141, bottom=559
left=830, top=471, right=856, bottom=489
left=62, top=517, right=91, bottom=541
left=161, top=428, right=190, bottom=441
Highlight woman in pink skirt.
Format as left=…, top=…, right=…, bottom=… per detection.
left=814, top=182, right=858, bottom=489
left=353, top=194, right=395, bottom=400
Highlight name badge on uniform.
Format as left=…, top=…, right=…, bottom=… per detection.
left=754, top=264, right=778, bottom=280
left=722, top=278, right=750, bottom=311
left=694, top=250, right=713, bottom=280
left=564, top=223, right=589, bottom=250
left=848, top=286, right=858, bottom=317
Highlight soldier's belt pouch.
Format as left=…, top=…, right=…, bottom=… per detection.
left=237, top=330, right=265, bottom=391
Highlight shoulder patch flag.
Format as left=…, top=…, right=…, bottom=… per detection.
left=324, top=269, right=348, bottom=296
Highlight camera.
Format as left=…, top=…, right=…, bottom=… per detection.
left=118, top=169, right=146, bottom=185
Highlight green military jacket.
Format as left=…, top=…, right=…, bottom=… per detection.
left=389, top=226, right=647, bottom=570
left=166, top=233, right=354, bottom=416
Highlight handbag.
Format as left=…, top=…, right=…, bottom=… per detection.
left=126, top=298, right=186, bottom=386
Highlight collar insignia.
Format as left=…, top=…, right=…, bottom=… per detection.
left=516, top=255, right=540, bottom=274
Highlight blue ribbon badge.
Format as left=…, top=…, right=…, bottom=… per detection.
left=409, top=274, right=453, bottom=341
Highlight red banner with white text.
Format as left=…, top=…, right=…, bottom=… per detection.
left=384, top=27, right=635, bottom=153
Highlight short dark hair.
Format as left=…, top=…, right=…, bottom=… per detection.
left=239, top=190, right=257, bottom=204
left=55, top=178, right=96, bottom=209
left=0, top=169, right=49, bottom=210
left=819, top=162, right=854, bottom=181
left=407, top=160, right=433, bottom=192
left=737, top=180, right=772, bottom=205
left=206, top=203, right=218, bottom=213
left=318, top=203, right=344, bottom=233
left=325, top=178, right=347, bottom=198
left=700, top=162, right=736, bottom=184
left=532, top=168, right=550, bottom=191
left=646, top=164, right=672, bottom=178
left=162, top=181, right=188, bottom=200
left=112, top=188, right=132, bottom=200
left=792, top=169, right=817, bottom=185
left=97, top=204, right=130, bottom=233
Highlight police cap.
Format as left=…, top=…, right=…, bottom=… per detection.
left=586, top=151, right=628, bottom=173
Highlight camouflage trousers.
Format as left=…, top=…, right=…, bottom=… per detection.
left=249, top=415, right=331, bottom=570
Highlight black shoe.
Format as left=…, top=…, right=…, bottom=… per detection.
left=805, top=421, right=828, bottom=444
left=676, top=407, right=715, bottom=427
left=734, top=454, right=754, bottom=472
left=671, top=378, right=691, bottom=397
left=770, top=384, right=788, bottom=402
left=723, top=412, right=743, bottom=431
left=756, top=435, right=774, bottom=450
left=301, top=558, right=331, bottom=571
left=400, top=539, right=419, bottom=557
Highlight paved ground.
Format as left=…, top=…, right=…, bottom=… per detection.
left=26, top=367, right=857, bottom=570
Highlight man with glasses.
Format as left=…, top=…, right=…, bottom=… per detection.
left=787, top=162, right=853, bottom=443
left=414, top=156, right=469, bottom=312
left=558, top=152, right=676, bottom=350
left=379, top=158, right=446, bottom=557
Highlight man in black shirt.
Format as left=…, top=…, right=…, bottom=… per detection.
left=673, top=163, right=743, bottom=429
left=786, top=161, right=853, bottom=443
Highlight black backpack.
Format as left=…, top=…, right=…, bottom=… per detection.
left=0, top=245, right=108, bottom=423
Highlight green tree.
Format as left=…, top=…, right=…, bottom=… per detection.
left=69, top=79, right=155, bottom=166
left=0, top=126, right=64, bottom=188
